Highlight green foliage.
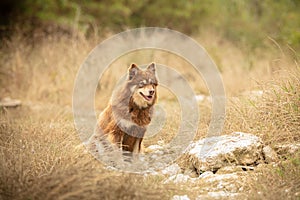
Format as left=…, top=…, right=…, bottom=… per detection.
left=2, top=0, right=300, bottom=50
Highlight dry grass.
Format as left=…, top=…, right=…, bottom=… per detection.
left=0, top=105, right=179, bottom=200
left=224, top=70, right=300, bottom=144
left=0, top=30, right=299, bottom=199
left=248, top=156, right=300, bottom=200
left=0, top=32, right=97, bottom=105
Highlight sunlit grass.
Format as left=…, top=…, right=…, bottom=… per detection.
left=0, top=31, right=299, bottom=199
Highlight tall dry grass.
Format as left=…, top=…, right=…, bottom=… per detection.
left=224, top=69, right=300, bottom=144
left=0, top=106, right=178, bottom=199
left=0, top=30, right=299, bottom=199
left=0, top=32, right=98, bottom=105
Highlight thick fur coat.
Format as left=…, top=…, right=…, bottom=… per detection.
left=88, top=63, right=158, bottom=154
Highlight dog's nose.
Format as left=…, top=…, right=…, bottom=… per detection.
left=149, top=90, right=155, bottom=95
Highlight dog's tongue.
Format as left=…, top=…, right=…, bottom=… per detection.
left=144, top=95, right=152, bottom=101
left=146, top=95, right=152, bottom=100
left=140, top=92, right=153, bottom=101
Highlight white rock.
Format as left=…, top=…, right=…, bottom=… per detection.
left=197, top=191, right=243, bottom=199
left=165, top=171, right=245, bottom=194
left=164, top=174, right=197, bottom=184
left=195, top=94, right=206, bottom=102
left=199, top=171, right=214, bottom=178
left=199, top=172, right=245, bottom=194
left=161, top=163, right=181, bottom=176
left=147, top=144, right=163, bottom=152
left=172, top=195, right=190, bottom=200
left=274, top=143, right=300, bottom=156
left=0, top=97, right=22, bottom=107
left=185, top=132, right=263, bottom=172
left=263, top=145, right=278, bottom=163
left=195, top=94, right=213, bottom=103
left=202, top=173, right=239, bottom=184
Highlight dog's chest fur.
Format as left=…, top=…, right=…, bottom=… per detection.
left=129, top=97, right=152, bottom=126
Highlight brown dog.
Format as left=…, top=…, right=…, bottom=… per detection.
left=88, top=63, right=158, bottom=154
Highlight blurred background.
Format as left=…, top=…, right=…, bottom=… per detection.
left=0, top=1, right=299, bottom=199
left=1, top=0, right=299, bottom=105
left=1, top=0, right=300, bottom=50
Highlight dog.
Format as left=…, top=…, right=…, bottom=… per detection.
left=87, top=62, right=158, bottom=155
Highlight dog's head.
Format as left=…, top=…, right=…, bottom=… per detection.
left=127, top=63, right=158, bottom=108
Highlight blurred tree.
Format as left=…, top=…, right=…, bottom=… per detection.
left=0, top=0, right=299, bottom=50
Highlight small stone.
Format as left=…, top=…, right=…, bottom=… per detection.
left=203, top=173, right=239, bottom=183
left=161, top=163, right=181, bottom=176
left=145, top=144, right=163, bottom=153
left=0, top=97, right=22, bottom=107
left=172, top=195, right=190, bottom=200
left=274, top=143, right=300, bottom=156
left=199, top=171, right=214, bottom=178
left=164, top=174, right=197, bottom=184
left=197, top=191, right=244, bottom=200
left=263, top=145, right=278, bottom=163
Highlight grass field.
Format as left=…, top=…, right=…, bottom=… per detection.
left=0, top=31, right=299, bottom=199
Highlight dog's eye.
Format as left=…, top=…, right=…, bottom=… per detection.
left=149, top=79, right=157, bottom=86
left=151, top=81, right=158, bottom=86
left=138, top=82, right=144, bottom=88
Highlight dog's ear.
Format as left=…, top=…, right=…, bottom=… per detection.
left=147, top=62, right=156, bottom=73
left=128, top=63, right=140, bottom=80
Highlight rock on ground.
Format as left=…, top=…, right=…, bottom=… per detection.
left=274, top=143, right=300, bottom=157
left=185, top=132, right=264, bottom=172
left=161, top=163, right=182, bottom=176
left=196, top=191, right=246, bottom=200
left=199, top=173, right=244, bottom=193
left=263, top=145, right=278, bottom=163
left=164, top=174, right=197, bottom=184
left=172, top=195, right=190, bottom=200
left=0, top=97, right=21, bottom=107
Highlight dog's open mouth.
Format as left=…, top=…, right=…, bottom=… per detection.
left=140, top=92, right=153, bottom=101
